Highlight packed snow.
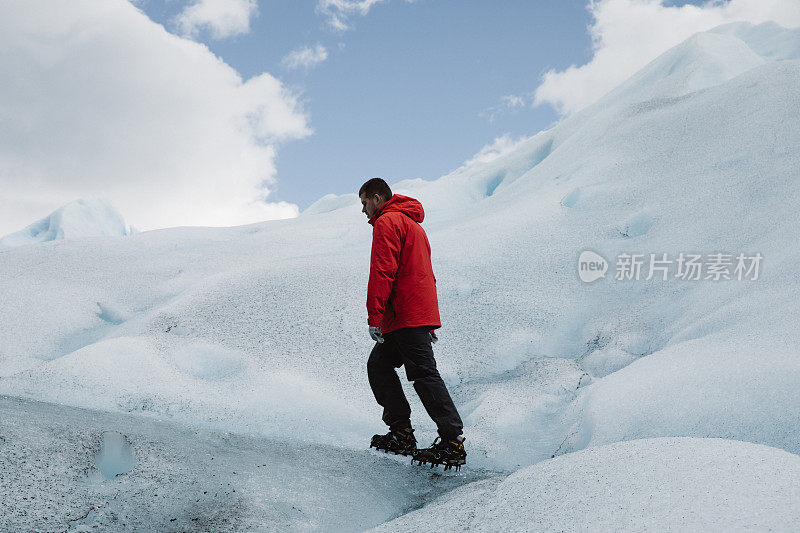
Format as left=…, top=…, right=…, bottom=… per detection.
left=0, top=197, right=134, bottom=250
left=373, top=438, right=800, bottom=532
left=0, top=395, right=486, bottom=531
left=1, top=21, right=799, bottom=530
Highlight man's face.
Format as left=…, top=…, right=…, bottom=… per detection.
left=360, top=193, right=383, bottom=220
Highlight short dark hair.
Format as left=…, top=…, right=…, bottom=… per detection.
left=359, top=178, right=392, bottom=201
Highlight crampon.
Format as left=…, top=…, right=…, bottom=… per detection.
left=370, top=427, right=417, bottom=456
left=411, top=435, right=466, bottom=471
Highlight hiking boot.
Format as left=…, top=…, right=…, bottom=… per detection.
left=370, top=427, right=417, bottom=456
left=412, top=435, right=466, bottom=471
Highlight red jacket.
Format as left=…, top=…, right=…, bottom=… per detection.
left=367, top=194, right=441, bottom=334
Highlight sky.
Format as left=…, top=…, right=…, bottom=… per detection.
left=128, top=0, right=596, bottom=210
left=0, top=0, right=798, bottom=234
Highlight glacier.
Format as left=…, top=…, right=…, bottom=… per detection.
left=1, top=21, right=799, bottom=531
left=0, top=197, right=134, bottom=251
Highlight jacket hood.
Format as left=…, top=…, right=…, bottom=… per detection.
left=369, top=194, right=425, bottom=225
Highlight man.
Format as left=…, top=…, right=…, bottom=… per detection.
left=359, top=177, right=466, bottom=470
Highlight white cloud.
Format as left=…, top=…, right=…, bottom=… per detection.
left=481, top=93, right=533, bottom=123
left=534, top=0, right=800, bottom=115
left=176, top=0, right=257, bottom=39
left=461, top=134, right=531, bottom=167
left=316, top=0, right=385, bottom=31
left=282, top=44, right=329, bottom=70
left=0, top=0, right=311, bottom=234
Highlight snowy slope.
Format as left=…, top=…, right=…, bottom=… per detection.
left=1, top=21, right=799, bottom=530
left=0, top=197, right=134, bottom=250
left=0, top=395, right=487, bottom=531
left=372, top=438, right=800, bottom=532
left=598, top=22, right=800, bottom=109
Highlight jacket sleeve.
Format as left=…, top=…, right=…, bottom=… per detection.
left=367, top=216, right=403, bottom=328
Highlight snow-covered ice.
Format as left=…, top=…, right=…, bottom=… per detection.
left=0, top=197, right=134, bottom=250
left=0, top=395, right=487, bottom=531
left=372, top=438, right=800, bottom=532
left=1, top=21, right=799, bottom=530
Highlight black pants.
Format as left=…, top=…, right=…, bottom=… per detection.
left=367, top=326, right=463, bottom=438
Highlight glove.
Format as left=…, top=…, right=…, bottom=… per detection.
left=369, top=326, right=384, bottom=343
left=430, top=330, right=438, bottom=343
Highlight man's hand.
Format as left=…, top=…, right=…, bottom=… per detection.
left=369, top=326, right=384, bottom=343
left=429, top=330, right=438, bottom=344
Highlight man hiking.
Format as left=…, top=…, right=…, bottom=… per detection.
left=359, top=177, right=466, bottom=470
